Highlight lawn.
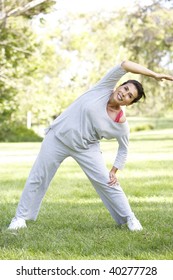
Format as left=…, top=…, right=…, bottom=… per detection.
left=0, top=120, right=173, bottom=260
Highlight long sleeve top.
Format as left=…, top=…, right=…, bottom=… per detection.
left=48, top=64, right=129, bottom=170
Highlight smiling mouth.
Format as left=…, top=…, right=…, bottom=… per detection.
left=117, top=93, right=123, bottom=101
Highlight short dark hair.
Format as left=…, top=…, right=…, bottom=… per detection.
left=120, top=80, right=146, bottom=104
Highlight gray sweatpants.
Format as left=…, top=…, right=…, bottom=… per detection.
left=16, top=129, right=135, bottom=224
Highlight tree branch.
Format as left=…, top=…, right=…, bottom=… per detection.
left=0, top=0, right=49, bottom=21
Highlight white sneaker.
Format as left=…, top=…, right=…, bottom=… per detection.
left=127, top=217, right=143, bottom=231
left=8, top=217, right=27, bottom=230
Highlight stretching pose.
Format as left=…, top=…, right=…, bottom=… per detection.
left=8, top=60, right=173, bottom=231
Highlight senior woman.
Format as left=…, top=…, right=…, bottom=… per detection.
left=8, top=60, right=173, bottom=231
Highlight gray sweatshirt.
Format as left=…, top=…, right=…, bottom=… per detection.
left=49, top=64, right=129, bottom=170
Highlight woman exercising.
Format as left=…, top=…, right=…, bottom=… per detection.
left=8, top=60, right=173, bottom=231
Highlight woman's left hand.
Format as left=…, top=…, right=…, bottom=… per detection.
left=108, top=168, right=118, bottom=186
left=154, top=73, right=173, bottom=81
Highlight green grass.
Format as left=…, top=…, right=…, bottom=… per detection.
left=0, top=122, right=173, bottom=260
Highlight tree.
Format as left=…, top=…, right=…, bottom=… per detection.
left=0, top=0, right=55, bottom=126
left=1, top=0, right=172, bottom=138
left=117, top=0, right=173, bottom=115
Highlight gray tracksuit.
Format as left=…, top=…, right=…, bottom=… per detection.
left=16, top=64, right=135, bottom=224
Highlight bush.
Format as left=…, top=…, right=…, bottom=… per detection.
left=0, top=122, right=42, bottom=142
left=130, top=124, right=154, bottom=132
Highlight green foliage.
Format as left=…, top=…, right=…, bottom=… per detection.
left=37, top=3, right=173, bottom=119
left=130, top=124, right=154, bottom=132
left=0, top=0, right=173, bottom=134
left=128, top=116, right=173, bottom=130
left=0, top=0, right=56, bottom=125
left=0, top=1, right=56, bottom=19
left=117, top=1, right=173, bottom=114
left=0, top=122, right=42, bottom=142
left=0, top=19, right=37, bottom=122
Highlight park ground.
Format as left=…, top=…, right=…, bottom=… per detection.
left=0, top=117, right=173, bottom=260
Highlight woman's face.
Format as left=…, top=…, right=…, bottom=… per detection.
left=113, top=83, right=138, bottom=106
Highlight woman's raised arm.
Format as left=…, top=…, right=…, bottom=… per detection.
left=121, top=60, right=173, bottom=81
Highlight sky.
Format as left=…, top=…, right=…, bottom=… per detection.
left=55, top=0, right=154, bottom=13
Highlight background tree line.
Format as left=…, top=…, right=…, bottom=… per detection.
left=0, top=0, right=172, bottom=141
